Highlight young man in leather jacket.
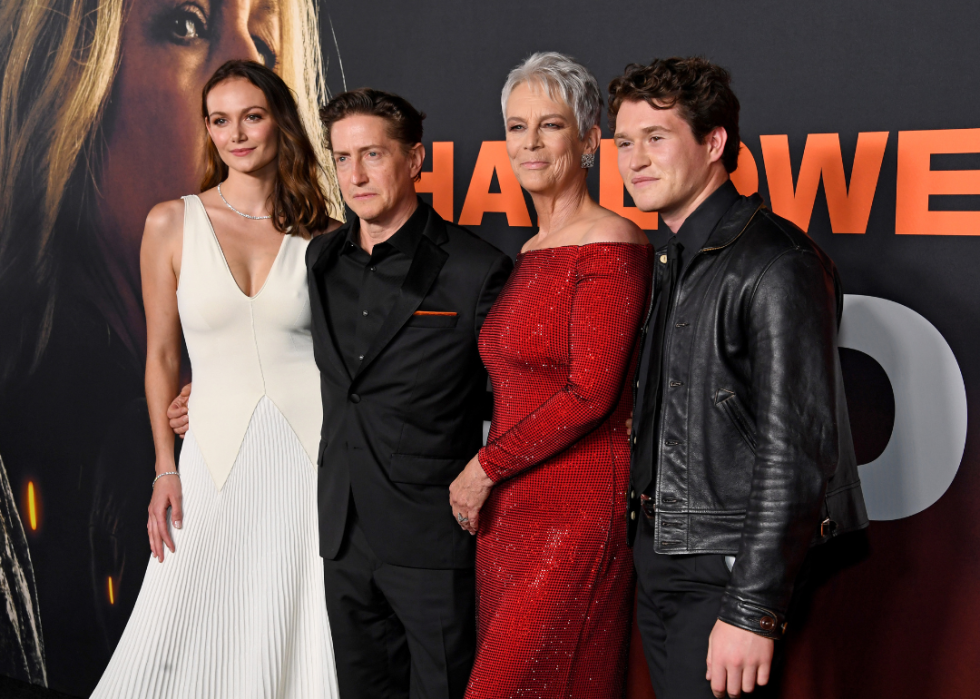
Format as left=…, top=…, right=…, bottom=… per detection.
left=611, top=58, right=868, bottom=698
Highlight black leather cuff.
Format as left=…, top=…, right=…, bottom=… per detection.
left=717, top=593, right=787, bottom=641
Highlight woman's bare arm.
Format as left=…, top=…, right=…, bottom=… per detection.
left=141, top=200, right=185, bottom=562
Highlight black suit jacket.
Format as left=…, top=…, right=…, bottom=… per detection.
left=307, top=202, right=512, bottom=569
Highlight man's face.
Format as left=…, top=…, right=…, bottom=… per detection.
left=330, top=115, right=423, bottom=224
left=613, top=100, right=725, bottom=224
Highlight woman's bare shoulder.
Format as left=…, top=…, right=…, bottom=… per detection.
left=579, top=209, right=648, bottom=245
left=144, top=199, right=185, bottom=237
left=141, top=199, right=187, bottom=255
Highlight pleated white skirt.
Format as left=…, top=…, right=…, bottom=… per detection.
left=92, top=397, right=339, bottom=699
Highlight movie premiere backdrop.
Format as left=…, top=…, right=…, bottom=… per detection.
left=0, top=0, right=977, bottom=696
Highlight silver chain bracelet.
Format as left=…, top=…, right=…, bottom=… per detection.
left=152, top=471, right=180, bottom=487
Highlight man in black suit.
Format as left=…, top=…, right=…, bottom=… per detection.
left=311, top=89, right=512, bottom=699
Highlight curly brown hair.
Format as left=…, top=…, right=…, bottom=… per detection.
left=319, top=88, right=426, bottom=181
left=608, top=57, right=741, bottom=173
left=201, top=60, right=334, bottom=236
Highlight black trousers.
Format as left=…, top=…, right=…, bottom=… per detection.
left=634, top=515, right=784, bottom=699
left=322, top=500, right=475, bottom=699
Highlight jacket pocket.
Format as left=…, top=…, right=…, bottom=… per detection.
left=714, top=389, right=757, bottom=452
left=389, top=454, right=466, bottom=485
left=405, top=314, right=459, bottom=329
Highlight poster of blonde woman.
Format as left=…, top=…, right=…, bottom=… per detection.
left=0, top=0, right=342, bottom=692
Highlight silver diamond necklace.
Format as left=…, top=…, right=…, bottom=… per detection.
left=217, top=182, right=272, bottom=220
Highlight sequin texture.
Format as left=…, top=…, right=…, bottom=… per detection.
left=467, top=243, right=653, bottom=698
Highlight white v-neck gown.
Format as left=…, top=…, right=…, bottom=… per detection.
left=92, top=196, right=338, bottom=699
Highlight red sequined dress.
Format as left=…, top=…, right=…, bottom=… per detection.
left=466, top=242, right=653, bottom=698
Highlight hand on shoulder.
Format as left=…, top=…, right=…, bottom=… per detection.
left=579, top=210, right=648, bottom=246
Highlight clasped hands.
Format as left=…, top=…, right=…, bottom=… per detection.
left=448, top=455, right=493, bottom=535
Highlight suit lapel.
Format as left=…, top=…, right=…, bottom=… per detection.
left=353, top=211, right=449, bottom=380
left=309, top=228, right=353, bottom=381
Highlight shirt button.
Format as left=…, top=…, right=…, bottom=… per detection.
left=362, top=310, right=368, bottom=316
left=358, top=354, right=364, bottom=361
left=369, top=266, right=376, bottom=272
left=630, top=511, right=637, bottom=521
left=349, top=393, right=361, bottom=404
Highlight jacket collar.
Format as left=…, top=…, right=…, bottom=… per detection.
left=352, top=201, right=449, bottom=380
left=700, top=192, right=765, bottom=252
left=311, top=197, right=447, bottom=273
left=307, top=198, right=452, bottom=383
left=672, top=180, right=741, bottom=254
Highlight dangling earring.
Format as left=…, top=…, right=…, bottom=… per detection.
left=580, top=151, right=595, bottom=169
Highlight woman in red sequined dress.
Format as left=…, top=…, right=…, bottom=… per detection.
left=449, top=52, right=653, bottom=698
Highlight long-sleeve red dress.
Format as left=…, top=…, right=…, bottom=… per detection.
left=466, top=242, right=653, bottom=698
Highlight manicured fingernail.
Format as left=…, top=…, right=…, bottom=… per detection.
left=174, top=521, right=181, bottom=529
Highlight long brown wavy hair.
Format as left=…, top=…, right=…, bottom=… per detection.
left=201, top=60, right=333, bottom=236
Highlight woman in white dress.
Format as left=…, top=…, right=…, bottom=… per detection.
left=92, top=60, right=342, bottom=699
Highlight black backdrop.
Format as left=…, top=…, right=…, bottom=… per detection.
left=323, top=2, right=980, bottom=697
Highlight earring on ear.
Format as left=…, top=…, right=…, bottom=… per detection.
left=580, top=151, right=595, bottom=169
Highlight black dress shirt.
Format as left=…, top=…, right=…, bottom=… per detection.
left=635, top=180, right=741, bottom=494
left=670, top=179, right=741, bottom=276
left=325, top=201, right=428, bottom=375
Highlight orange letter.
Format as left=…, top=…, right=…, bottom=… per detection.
left=458, top=141, right=532, bottom=227
left=896, top=129, right=980, bottom=236
left=760, top=132, right=888, bottom=234
left=599, top=139, right=658, bottom=229
left=415, top=142, right=454, bottom=222
left=730, top=142, right=760, bottom=196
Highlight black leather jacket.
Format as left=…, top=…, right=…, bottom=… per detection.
left=627, top=193, right=868, bottom=639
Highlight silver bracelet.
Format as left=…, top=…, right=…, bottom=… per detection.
left=153, top=471, right=179, bottom=487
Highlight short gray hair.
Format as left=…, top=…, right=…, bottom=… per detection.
left=500, top=52, right=602, bottom=139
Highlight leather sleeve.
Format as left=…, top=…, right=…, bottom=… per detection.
left=478, top=247, right=650, bottom=482
left=717, top=248, right=840, bottom=639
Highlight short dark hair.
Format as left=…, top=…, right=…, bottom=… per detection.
left=608, top=57, right=741, bottom=173
left=319, top=87, right=426, bottom=153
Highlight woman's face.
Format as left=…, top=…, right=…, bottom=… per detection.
left=95, top=0, right=281, bottom=273
left=504, top=81, right=597, bottom=196
left=205, top=78, right=279, bottom=177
